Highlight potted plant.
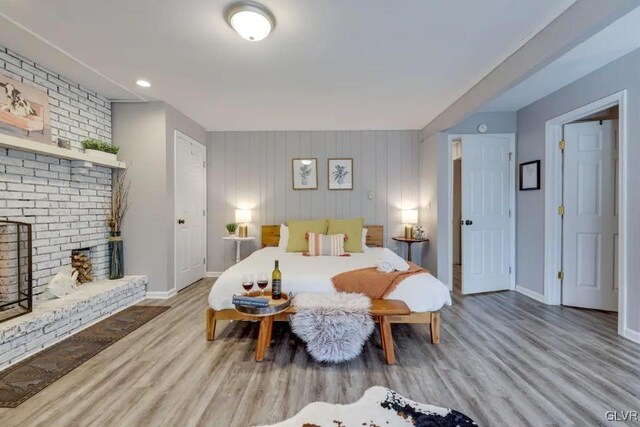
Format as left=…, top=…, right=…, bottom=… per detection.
left=226, top=223, right=238, bottom=236
left=299, top=164, right=312, bottom=185
left=332, top=164, right=349, bottom=184
left=82, top=139, right=119, bottom=161
left=107, top=167, right=130, bottom=280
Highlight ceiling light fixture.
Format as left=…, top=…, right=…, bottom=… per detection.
left=226, top=1, right=275, bottom=42
left=136, top=79, right=151, bottom=88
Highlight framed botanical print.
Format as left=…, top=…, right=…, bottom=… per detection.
left=292, top=158, right=318, bottom=190
left=328, top=158, right=353, bottom=190
left=519, top=160, right=540, bottom=191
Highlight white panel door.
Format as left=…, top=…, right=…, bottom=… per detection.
left=461, top=135, right=511, bottom=294
left=562, top=121, right=617, bottom=311
left=175, top=132, right=206, bottom=291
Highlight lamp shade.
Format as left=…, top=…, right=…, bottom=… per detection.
left=235, top=209, right=252, bottom=223
left=401, top=209, right=418, bottom=224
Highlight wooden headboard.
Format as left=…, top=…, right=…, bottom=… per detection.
left=262, top=224, right=384, bottom=248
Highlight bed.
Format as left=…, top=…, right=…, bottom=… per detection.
left=206, top=225, right=451, bottom=344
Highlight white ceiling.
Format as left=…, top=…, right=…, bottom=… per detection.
left=0, top=0, right=576, bottom=131
left=482, top=6, right=640, bottom=112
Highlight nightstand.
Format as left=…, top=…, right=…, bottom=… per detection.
left=391, top=237, right=429, bottom=262
left=222, top=236, right=256, bottom=263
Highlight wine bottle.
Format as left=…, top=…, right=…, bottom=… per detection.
left=272, top=260, right=282, bottom=300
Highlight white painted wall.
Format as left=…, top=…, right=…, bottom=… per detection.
left=207, top=130, right=422, bottom=272
left=112, top=103, right=167, bottom=293
left=422, top=1, right=639, bottom=136
left=516, top=47, right=640, bottom=338
left=418, top=134, right=439, bottom=274
left=112, top=102, right=205, bottom=294
left=446, top=111, right=517, bottom=135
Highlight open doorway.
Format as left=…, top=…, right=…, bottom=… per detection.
left=452, top=142, right=462, bottom=292
left=543, top=90, right=629, bottom=338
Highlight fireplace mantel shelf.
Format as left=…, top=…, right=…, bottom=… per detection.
left=0, top=133, right=126, bottom=169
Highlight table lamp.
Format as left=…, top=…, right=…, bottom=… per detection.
left=235, top=209, right=252, bottom=237
left=401, top=209, right=418, bottom=239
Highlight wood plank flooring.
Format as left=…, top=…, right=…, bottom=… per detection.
left=0, top=278, right=638, bottom=427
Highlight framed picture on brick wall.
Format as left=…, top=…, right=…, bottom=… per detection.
left=0, top=74, right=52, bottom=145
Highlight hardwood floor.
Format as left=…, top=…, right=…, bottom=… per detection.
left=1, top=278, right=638, bottom=427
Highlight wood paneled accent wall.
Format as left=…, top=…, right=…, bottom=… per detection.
left=207, top=130, right=421, bottom=270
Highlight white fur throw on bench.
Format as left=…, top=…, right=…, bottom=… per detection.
left=290, top=293, right=374, bottom=363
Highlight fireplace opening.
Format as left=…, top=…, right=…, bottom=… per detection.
left=0, top=220, right=33, bottom=323
left=71, top=247, right=93, bottom=284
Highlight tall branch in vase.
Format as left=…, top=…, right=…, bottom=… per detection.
left=108, top=167, right=130, bottom=279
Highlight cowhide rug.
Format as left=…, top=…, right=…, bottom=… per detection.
left=258, top=386, right=476, bottom=427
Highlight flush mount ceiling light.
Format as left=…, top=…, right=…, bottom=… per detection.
left=136, top=79, right=151, bottom=88
left=226, top=1, right=275, bottom=41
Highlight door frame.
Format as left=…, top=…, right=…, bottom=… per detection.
left=446, top=133, right=516, bottom=293
left=543, top=90, right=628, bottom=337
left=173, top=130, right=207, bottom=292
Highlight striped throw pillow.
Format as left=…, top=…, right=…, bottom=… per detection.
left=305, top=232, right=346, bottom=256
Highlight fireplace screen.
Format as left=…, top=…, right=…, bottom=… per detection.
left=0, top=220, right=33, bottom=323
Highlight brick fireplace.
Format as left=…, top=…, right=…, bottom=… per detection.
left=0, top=43, right=113, bottom=301
left=0, top=46, right=149, bottom=368
left=0, top=150, right=112, bottom=299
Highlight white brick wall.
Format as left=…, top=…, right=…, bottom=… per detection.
left=0, top=44, right=112, bottom=150
left=0, top=149, right=112, bottom=298
left=0, top=45, right=114, bottom=300
left=0, top=276, right=148, bottom=368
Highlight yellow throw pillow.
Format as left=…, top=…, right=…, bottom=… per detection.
left=286, top=219, right=328, bottom=252
left=327, top=218, right=365, bottom=252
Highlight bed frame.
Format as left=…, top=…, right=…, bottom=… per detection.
left=206, top=224, right=441, bottom=346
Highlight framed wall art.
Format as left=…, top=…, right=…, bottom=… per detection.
left=519, top=160, right=540, bottom=191
left=0, top=74, right=51, bottom=144
left=328, top=158, right=353, bottom=190
left=292, top=158, right=318, bottom=190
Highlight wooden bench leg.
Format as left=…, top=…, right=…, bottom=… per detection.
left=206, top=308, right=216, bottom=341
left=377, top=316, right=386, bottom=352
left=256, top=316, right=273, bottom=361
left=430, top=312, right=440, bottom=344
left=380, top=316, right=396, bottom=364
left=266, top=315, right=274, bottom=348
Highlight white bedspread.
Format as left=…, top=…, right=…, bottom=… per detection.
left=208, top=247, right=452, bottom=312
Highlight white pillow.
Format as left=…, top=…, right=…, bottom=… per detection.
left=361, top=227, right=368, bottom=248
left=278, top=224, right=289, bottom=250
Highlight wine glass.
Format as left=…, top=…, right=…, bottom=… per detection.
left=242, top=273, right=254, bottom=296
left=256, top=272, right=269, bottom=297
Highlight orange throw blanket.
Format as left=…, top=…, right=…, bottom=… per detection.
left=331, top=262, right=427, bottom=299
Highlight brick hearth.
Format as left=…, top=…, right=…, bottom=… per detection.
left=0, top=275, right=147, bottom=368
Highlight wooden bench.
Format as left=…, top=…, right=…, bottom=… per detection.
left=206, top=299, right=426, bottom=365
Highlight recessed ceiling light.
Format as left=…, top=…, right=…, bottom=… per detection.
left=136, top=79, right=151, bottom=88
left=226, top=1, right=275, bottom=42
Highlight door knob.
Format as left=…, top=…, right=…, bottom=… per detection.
left=178, top=219, right=185, bottom=224
left=465, top=220, right=473, bottom=225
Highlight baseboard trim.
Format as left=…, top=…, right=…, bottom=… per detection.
left=515, top=285, right=544, bottom=303
left=623, top=328, right=640, bottom=344
left=206, top=271, right=223, bottom=278
left=145, top=288, right=177, bottom=299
